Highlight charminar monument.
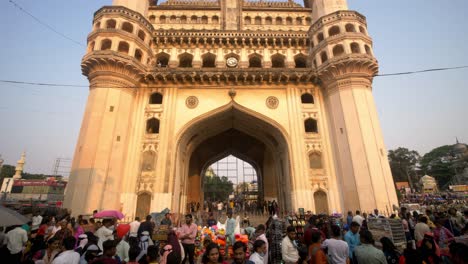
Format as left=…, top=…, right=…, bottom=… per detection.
left=65, top=0, right=398, bottom=219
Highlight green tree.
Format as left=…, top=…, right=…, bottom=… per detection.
left=203, top=175, right=234, bottom=202
left=420, top=145, right=455, bottom=189
left=0, top=164, right=16, bottom=187
left=388, top=147, right=420, bottom=190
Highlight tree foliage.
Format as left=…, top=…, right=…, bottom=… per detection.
left=420, top=145, right=455, bottom=189
left=203, top=175, right=234, bottom=202
left=388, top=147, right=420, bottom=189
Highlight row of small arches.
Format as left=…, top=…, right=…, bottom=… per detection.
left=312, top=23, right=366, bottom=47
left=89, top=39, right=145, bottom=62
left=149, top=15, right=219, bottom=24
left=316, top=42, right=372, bottom=66
left=149, top=93, right=314, bottom=105
left=95, top=19, right=147, bottom=43
left=155, top=52, right=308, bottom=68
left=244, top=16, right=312, bottom=26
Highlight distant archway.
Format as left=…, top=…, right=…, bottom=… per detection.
left=135, top=192, right=151, bottom=220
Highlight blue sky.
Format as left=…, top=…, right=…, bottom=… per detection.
left=0, top=0, right=467, bottom=174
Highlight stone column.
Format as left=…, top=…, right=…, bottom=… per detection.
left=65, top=82, right=136, bottom=215
left=322, top=73, right=398, bottom=214
left=193, top=48, right=202, bottom=68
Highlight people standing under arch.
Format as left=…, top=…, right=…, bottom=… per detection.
left=180, top=214, right=198, bottom=264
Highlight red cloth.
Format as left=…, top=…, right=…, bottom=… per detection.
left=116, top=224, right=130, bottom=239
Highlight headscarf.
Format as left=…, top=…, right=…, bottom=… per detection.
left=159, top=244, right=173, bottom=264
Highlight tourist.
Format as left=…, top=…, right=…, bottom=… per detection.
left=129, top=217, right=140, bottom=237
left=180, top=214, right=198, bottom=264
left=217, top=201, right=224, bottom=218
left=140, top=231, right=154, bottom=257
left=127, top=246, right=141, bottom=264
left=202, top=242, right=225, bottom=264
left=448, top=208, right=464, bottom=236
left=232, top=241, right=254, bottom=264
left=379, top=237, right=400, bottom=264
left=76, top=234, right=88, bottom=254
left=322, top=225, right=349, bottom=264
left=352, top=211, right=364, bottom=227
left=5, top=224, right=28, bottom=263
left=420, top=233, right=440, bottom=264
left=433, top=218, right=454, bottom=260
left=369, top=209, right=384, bottom=219
left=346, top=211, right=353, bottom=227
left=168, top=229, right=184, bottom=261
left=95, top=219, right=114, bottom=251
left=137, top=215, right=154, bottom=237
left=225, top=212, right=236, bottom=256
left=95, top=239, right=120, bottom=263
left=51, top=236, right=80, bottom=264
left=361, top=213, right=369, bottom=231
left=161, top=213, right=172, bottom=227
left=255, top=224, right=268, bottom=264
left=414, top=216, right=431, bottom=244
left=399, top=241, right=423, bottom=264
left=426, top=209, right=436, bottom=223
left=308, top=231, right=327, bottom=264
left=249, top=240, right=267, bottom=264
left=80, top=244, right=101, bottom=264
left=54, top=220, right=73, bottom=243
left=282, top=226, right=299, bottom=264
left=207, top=213, right=217, bottom=227
left=33, top=237, right=60, bottom=264
left=32, top=211, right=43, bottom=232
left=344, top=222, right=360, bottom=260
left=146, top=245, right=159, bottom=264
left=401, top=214, right=411, bottom=242
left=115, top=232, right=130, bottom=263
left=448, top=242, right=468, bottom=264
left=353, top=230, right=386, bottom=264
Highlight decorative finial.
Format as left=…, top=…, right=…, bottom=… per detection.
left=228, top=87, right=236, bottom=99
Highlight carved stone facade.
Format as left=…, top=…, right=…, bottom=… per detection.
left=64, top=0, right=398, bottom=220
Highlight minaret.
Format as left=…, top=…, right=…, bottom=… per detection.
left=64, top=1, right=153, bottom=215
left=13, top=151, right=26, bottom=179
left=309, top=1, right=398, bottom=213
left=112, top=0, right=150, bottom=16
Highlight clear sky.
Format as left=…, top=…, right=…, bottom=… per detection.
left=0, top=0, right=467, bottom=174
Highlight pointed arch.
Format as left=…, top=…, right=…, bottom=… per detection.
left=101, top=39, right=112, bottom=50
left=106, top=19, right=116, bottom=29
left=271, top=53, right=285, bottom=68
left=314, top=190, right=329, bottom=214
left=248, top=53, right=262, bottom=68
left=294, top=53, right=308, bottom=68
left=332, top=44, right=345, bottom=57
left=156, top=52, right=170, bottom=67
left=328, top=25, right=340, bottom=37
left=121, top=22, right=134, bottom=33
left=350, top=42, right=361, bottom=54
left=117, top=41, right=129, bottom=54
left=202, top=52, right=216, bottom=68
left=178, top=52, right=193, bottom=68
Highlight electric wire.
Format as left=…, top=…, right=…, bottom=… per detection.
left=8, top=0, right=85, bottom=47
left=0, top=65, right=467, bottom=88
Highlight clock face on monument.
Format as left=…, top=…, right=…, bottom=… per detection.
left=226, top=57, right=238, bottom=68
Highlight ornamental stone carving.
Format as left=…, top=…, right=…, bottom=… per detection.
left=266, top=96, right=279, bottom=109
left=185, top=96, right=199, bottom=109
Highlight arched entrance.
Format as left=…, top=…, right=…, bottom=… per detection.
left=173, top=103, right=292, bottom=214
left=314, top=190, right=328, bottom=214
left=135, top=192, right=151, bottom=219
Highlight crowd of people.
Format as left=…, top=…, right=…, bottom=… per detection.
left=0, top=204, right=467, bottom=264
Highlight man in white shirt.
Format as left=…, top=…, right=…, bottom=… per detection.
left=322, top=225, right=349, bottom=264
left=52, top=236, right=80, bottom=264
left=95, top=219, right=114, bottom=250
left=414, top=216, right=431, bottom=242
left=281, top=226, right=299, bottom=264
left=352, top=210, right=364, bottom=226
left=5, top=225, right=28, bottom=263
left=129, top=217, right=141, bottom=237
left=255, top=224, right=268, bottom=264
left=31, top=211, right=43, bottom=231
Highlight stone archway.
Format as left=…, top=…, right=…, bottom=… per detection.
left=314, top=190, right=328, bottom=214
left=135, top=192, right=151, bottom=219
left=173, top=102, right=292, bottom=214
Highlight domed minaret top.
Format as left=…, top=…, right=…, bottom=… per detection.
left=13, top=151, right=26, bottom=179
left=112, top=0, right=150, bottom=16
left=309, top=0, right=348, bottom=21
